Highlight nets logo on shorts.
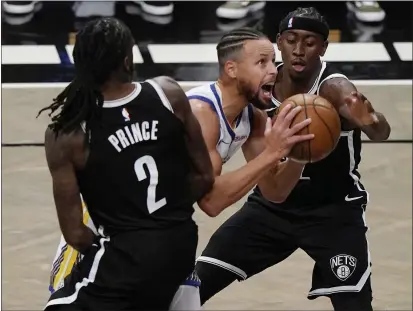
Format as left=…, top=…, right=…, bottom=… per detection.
left=330, top=254, right=357, bottom=281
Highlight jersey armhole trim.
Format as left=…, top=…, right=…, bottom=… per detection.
left=79, top=121, right=91, bottom=142
left=317, top=73, right=349, bottom=94
left=146, top=79, right=174, bottom=113
left=80, top=121, right=86, bottom=133
left=187, top=95, right=223, bottom=147
left=247, top=104, right=254, bottom=129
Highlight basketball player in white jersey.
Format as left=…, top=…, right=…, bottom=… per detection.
left=186, top=27, right=315, bottom=215
left=170, top=27, right=318, bottom=310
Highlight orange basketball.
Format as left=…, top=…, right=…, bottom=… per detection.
left=277, top=94, right=341, bottom=163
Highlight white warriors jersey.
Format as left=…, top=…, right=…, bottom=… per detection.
left=186, top=82, right=254, bottom=164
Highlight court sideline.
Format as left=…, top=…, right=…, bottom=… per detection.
left=2, top=84, right=412, bottom=310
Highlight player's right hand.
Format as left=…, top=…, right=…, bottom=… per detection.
left=264, top=104, right=314, bottom=160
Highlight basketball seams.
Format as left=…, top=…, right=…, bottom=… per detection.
left=312, top=98, right=336, bottom=152
left=303, top=94, right=312, bottom=163
left=278, top=94, right=340, bottom=163
left=286, top=99, right=305, bottom=161
left=312, top=100, right=341, bottom=151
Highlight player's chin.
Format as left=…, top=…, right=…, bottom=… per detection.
left=258, top=89, right=273, bottom=104
left=253, top=91, right=273, bottom=110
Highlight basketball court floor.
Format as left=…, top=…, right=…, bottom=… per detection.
left=2, top=82, right=412, bottom=310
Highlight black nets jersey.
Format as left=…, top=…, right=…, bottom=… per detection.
left=76, top=80, right=195, bottom=233
left=252, top=61, right=369, bottom=207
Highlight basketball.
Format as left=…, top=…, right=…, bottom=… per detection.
left=277, top=94, right=341, bottom=163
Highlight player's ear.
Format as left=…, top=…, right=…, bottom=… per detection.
left=276, top=33, right=282, bottom=51
left=224, top=60, right=238, bottom=79
left=320, top=40, right=328, bottom=57
left=124, top=55, right=132, bottom=72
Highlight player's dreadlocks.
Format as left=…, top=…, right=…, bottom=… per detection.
left=279, top=7, right=329, bottom=40
left=37, top=17, right=134, bottom=138
left=216, top=27, right=267, bottom=72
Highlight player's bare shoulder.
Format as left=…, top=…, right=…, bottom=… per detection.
left=151, top=75, right=191, bottom=122
left=152, top=75, right=181, bottom=96
left=188, top=97, right=220, bottom=143
left=44, top=126, right=88, bottom=170
left=189, top=98, right=217, bottom=117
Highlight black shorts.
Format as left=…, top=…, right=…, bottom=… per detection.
left=196, top=195, right=371, bottom=300
left=46, top=220, right=198, bottom=311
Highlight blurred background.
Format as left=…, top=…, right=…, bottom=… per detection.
left=1, top=2, right=412, bottom=310
left=1, top=1, right=412, bottom=82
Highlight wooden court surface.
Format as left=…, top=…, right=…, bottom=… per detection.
left=2, top=85, right=412, bottom=310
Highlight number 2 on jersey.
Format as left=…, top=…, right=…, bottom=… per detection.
left=134, top=155, right=166, bottom=214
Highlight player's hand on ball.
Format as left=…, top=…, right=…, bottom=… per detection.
left=344, top=91, right=378, bottom=127
left=264, top=103, right=314, bottom=160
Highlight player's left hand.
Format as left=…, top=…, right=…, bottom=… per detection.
left=344, top=91, right=378, bottom=127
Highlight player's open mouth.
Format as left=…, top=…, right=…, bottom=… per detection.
left=292, top=60, right=306, bottom=73
left=261, top=83, right=273, bottom=99
left=292, top=65, right=306, bottom=72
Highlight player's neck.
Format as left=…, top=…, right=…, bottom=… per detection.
left=101, top=81, right=136, bottom=102
left=216, top=79, right=248, bottom=125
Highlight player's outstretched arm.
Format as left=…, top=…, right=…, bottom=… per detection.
left=319, top=78, right=391, bottom=141
left=153, top=76, right=215, bottom=208
left=189, top=99, right=313, bottom=216
left=44, top=128, right=95, bottom=254
left=242, top=107, right=309, bottom=203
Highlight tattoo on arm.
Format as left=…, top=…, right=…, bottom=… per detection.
left=45, top=128, right=94, bottom=254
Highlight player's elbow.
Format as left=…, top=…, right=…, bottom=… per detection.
left=198, top=197, right=221, bottom=217
left=366, top=129, right=390, bottom=142
left=363, top=114, right=391, bottom=141
left=373, top=126, right=391, bottom=141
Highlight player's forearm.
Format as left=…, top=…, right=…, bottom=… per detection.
left=198, top=150, right=279, bottom=216
left=258, top=159, right=305, bottom=203
left=361, top=112, right=391, bottom=141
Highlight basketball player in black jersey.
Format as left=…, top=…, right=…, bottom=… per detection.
left=195, top=7, right=391, bottom=311
left=37, top=17, right=217, bottom=311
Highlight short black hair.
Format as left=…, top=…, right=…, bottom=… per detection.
left=279, top=7, right=329, bottom=34
left=37, top=17, right=134, bottom=137
left=216, top=27, right=267, bottom=71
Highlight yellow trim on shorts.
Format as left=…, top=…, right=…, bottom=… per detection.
left=52, top=246, right=76, bottom=289
left=52, top=203, right=91, bottom=289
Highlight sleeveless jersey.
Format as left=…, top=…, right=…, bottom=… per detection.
left=252, top=61, right=368, bottom=207
left=50, top=81, right=253, bottom=293
left=186, top=83, right=254, bottom=163
left=76, top=80, right=195, bottom=234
